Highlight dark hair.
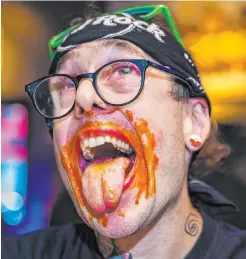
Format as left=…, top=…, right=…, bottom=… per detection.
left=66, top=1, right=231, bottom=177
left=65, top=1, right=105, bottom=28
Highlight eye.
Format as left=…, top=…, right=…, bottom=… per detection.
left=117, top=66, right=133, bottom=75
left=64, top=80, right=75, bottom=89
left=112, top=64, right=135, bottom=77
left=109, top=62, right=140, bottom=79
left=98, top=61, right=141, bottom=87
left=50, top=76, right=75, bottom=91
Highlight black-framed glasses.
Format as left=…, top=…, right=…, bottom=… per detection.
left=25, top=59, right=189, bottom=119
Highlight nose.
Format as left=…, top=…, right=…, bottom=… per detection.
left=74, top=78, right=107, bottom=117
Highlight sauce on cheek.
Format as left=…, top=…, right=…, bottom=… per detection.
left=125, top=109, right=134, bottom=122
left=62, top=138, right=84, bottom=206
left=125, top=109, right=159, bottom=203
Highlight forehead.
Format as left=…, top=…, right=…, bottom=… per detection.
left=56, top=39, right=150, bottom=71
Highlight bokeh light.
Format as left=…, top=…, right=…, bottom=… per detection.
left=2, top=207, right=27, bottom=226
left=2, top=192, right=25, bottom=211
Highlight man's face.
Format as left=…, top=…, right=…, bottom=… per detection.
left=53, top=40, right=189, bottom=238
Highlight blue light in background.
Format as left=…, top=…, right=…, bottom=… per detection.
left=1, top=161, right=28, bottom=195
left=2, top=191, right=24, bottom=211
left=1, top=162, right=28, bottom=225
left=1, top=103, right=28, bottom=229
left=2, top=102, right=55, bottom=236
left=2, top=207, right=27, bottom=226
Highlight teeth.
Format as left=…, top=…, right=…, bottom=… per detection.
left=80, top=135, right=133, bottom=159
left=111, top=137, right=117, bottom=146
left=96, top=136, right=105, bottom=146
left=83, top=149, right=94, bottom=160
left=89, top=137, right=96, bottom=148
left=117, top=140, right=122, bottom=147
left=105, top=136, right=111, bottom=142
left=83, top=138, right=89, bottom=147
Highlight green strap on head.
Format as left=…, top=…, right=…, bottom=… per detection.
left=48, top=24, right=80, bottom=59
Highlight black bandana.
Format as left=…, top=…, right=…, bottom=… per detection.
left=49, top=13, right=210, bottom=108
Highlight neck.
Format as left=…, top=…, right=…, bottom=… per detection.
left=96, top=183, right=203, bottom=259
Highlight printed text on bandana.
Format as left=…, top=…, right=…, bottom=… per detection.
left=70, top=14, right=166, bottom=43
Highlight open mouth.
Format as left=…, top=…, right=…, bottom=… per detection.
left=61, top=119, right=158, bottom=217
left=79, top=131, right=136, bottom=176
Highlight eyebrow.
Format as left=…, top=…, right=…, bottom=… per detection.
left=101, top=40, right=147, bottom=57
left=56, top=51, right=81, bottom=72
left=56, top=39, right=147, bottom=72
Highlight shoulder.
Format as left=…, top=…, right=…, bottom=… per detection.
left=206, top=217, right=246, bottom=259
left=215, top=221, right=246, bottom=258
left=2, top=223, right=100, bottom=259
left=188, top=212, right=246, bottom=259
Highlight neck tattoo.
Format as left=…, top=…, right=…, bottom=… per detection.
left=184, top=213, right=202, bottom=236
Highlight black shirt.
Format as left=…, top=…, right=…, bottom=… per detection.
left=2, top=212, right=246, bottom=259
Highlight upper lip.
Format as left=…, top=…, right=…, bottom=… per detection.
left=79, top=121, right=137, bottom=146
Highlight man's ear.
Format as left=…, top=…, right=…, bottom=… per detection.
left=183, top=98, right=211, bottom=152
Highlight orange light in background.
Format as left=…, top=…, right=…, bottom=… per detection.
left=185, top=30, right=246, bottom=124
left=187, top=31, right=246, bottom=69
left=202, top=71, right=246, bottom=102
left=175, top=1, right=246, bottom=124
left=2, top=3, right=49, bottom=99
left=202, top=71, right=246, bottom=123
left=212, top=104, right=246, bottom=124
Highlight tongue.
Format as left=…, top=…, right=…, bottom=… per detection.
left=81, top=157, right=130, bottom=214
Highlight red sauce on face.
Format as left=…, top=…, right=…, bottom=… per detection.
left=61, top=115, right=159, bottom=226
left=124, top=110, right=159, bottom=204
left=134, top=118, right=159, bottom=201
left=99, top=216, right=108, bottom=228
left=85, top=110, right=94, bottom=117
left=125, top=109, right=134, bottom=122
left=117, top=210, right=125, bottom=217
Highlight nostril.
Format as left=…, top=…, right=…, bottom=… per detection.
left=93, top=104, right=105, bottom=111
left=79, top=107, right=84, bottom=114
left=76, top=104, right=104, bottom=117
left=73, top=105, right=84, bottom=119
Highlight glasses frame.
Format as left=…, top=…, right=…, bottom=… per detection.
left=25, top=59, right=190, bottom=120
left=48, top=4, right=183, bottom=60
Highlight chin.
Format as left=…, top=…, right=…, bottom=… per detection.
left=83, top=193, right=155, bottom=239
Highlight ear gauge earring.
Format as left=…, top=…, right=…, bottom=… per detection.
left=189, top=135, right=202, bottom=148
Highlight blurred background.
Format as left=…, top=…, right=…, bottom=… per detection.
left=2, top=1, right=246, bottom=237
